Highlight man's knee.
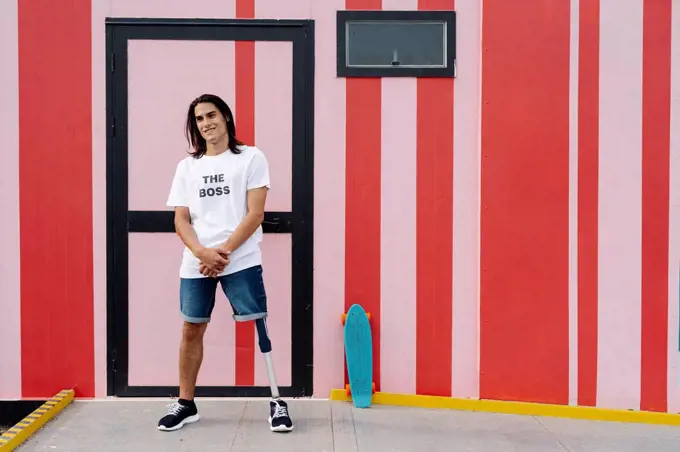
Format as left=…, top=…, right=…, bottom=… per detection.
left=182, top=321, right=207, bottom=343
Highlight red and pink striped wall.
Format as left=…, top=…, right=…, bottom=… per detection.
left=1, top=0, right=679, bottom=414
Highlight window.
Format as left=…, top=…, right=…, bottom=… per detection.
left=337, top=10, right=456, bottom=77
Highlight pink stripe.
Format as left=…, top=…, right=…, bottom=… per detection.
left=254, top=41, right=293, bottom=211
left=92, top=0, right=108, bottom=397
left=311, top=0, right=347, bottom=397
left=451, top=0, right=481, bottom=400
left=382, top=0, right=418, bottom=8
left=596, top=0, right=643, bottom=410
left=252, top=40, right=294, bottom=387
left=568, top=0, right=580, bottom=406
left=378, top=0, right=418, bottom=396
left=380, top=77, right=417, bottom=394
left=0, top=0, right=21, bottom=399
left=667, top=0, right=680, bottom=414
left=255, top=0, right=311, bottom=18
left=253, top=0, right=309, bottom=390
left=254, top=235, right=293, bottom=386
left=110, top=0, right=235, bottom=17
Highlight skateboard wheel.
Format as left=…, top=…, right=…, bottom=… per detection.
left=345, top=384, right=351, bottom=396
left=372, top=382, right=376, bottom=394
left=341, top=313, right=347, bottom=325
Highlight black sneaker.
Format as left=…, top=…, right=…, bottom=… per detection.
left=268, top=399, right=294, bottom=432
left=157, top=400, right=200, bottom=431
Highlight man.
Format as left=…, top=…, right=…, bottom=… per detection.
left=158, top=93, right=294, bottom=433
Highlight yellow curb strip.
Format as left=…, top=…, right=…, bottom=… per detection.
left=0, top=389, right=75, bottom=451
left=329, top=389, right=680, bottom=427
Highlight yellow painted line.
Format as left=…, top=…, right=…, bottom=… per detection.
left=0, top=389, right=74, bottom=451
left=330, top=389, right=680, bottom=427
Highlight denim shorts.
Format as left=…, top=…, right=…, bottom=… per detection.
left=179, top=265, right=268, bottom=323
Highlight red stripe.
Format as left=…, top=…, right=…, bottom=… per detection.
left=640, top=0, right=672, bottom=413
left=415, top=0, right=454, bottom=397
left=577, top=0, right=599, bottom=407
left=236, top=0, right=254, bottom=18
left=344, top=0, right=382, bottom=392
left=234, top=0, right=256, bottom=386
left=18, top=0, right=94, bottom=398
left=479, top=0, right=570, bottom=404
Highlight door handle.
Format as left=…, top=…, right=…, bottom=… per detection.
left=262, top=215, right=293, bottom=233
left=262, top=217, right=281, bottom=230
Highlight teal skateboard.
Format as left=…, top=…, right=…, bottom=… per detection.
left=342, top=304, right=375, bottom=408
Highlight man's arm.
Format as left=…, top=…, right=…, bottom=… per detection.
left=174, top=207, right=202, bottom=254
left=221, top=186, right=267, bottom=253
left=175, top=207, right=229, bottom=271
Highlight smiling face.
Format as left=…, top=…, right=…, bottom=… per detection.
left=194, top=102, right=228, bottom=145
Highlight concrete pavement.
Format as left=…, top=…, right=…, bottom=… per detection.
left=15, top=398, right=680, bottom=451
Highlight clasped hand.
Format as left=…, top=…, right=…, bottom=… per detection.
left=195, top=246, right=231, bottom=278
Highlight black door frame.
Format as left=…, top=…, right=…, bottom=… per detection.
left=105, top=18, right=315, bottom=398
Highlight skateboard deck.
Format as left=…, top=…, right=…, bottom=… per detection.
left=343, top=304, right=374, bottom=408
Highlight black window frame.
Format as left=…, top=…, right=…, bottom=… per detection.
left=336, top=10, right=456, bottom=78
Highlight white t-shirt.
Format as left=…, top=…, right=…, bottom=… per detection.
left=166, top=145, right=270, bottom=278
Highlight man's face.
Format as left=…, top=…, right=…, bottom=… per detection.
left=194, top=102, right=228, bottom=144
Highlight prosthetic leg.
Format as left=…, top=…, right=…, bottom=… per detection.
left=255, top=318, right=279, bottom=398
left=255, top=318, right=293, bottom=432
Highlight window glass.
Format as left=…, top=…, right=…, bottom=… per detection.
left=346, top=21, right=446, bottom=67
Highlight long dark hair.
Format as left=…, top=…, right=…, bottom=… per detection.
left=185, top=93, right=244, bottom=158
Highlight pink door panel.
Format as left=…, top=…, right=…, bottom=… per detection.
left=127, top=233, right=291, bottom=386
left=125, top=38, right=293, bottom=387
left=127, top=39, right=293, bottom=212
left=254, top=41, right=292, bottom=212
left=127, top=39, right=236, bottom=211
